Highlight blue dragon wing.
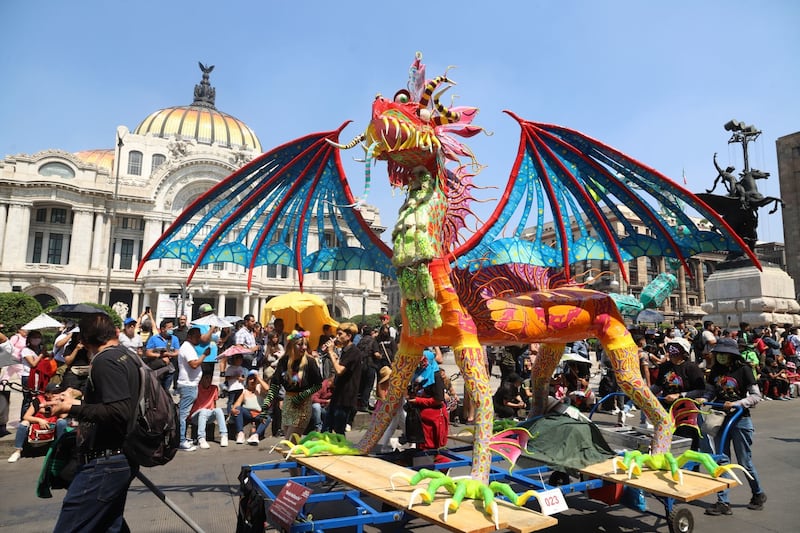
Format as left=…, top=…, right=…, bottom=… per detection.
left=137, top=124, right=393, bottom=288
left=453, top=112, right=759, bottom=281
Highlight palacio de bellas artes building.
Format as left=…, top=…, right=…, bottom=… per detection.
left=0, top=64, right=385, bottom=323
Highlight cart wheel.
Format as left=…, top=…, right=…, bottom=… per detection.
left=548, top=471, right=571, bottom=486
left=668, top=506, right=694, bottom=533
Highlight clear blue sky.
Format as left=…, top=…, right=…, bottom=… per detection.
left=2, top=1, right=797, bottom=243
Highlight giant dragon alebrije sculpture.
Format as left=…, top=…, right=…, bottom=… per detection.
left=138, top=53, right=758, bottom=522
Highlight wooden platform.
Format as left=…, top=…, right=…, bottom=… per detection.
left=295, top=455, right=558, bottom=533
left=579, top=458, right=740, bottom=502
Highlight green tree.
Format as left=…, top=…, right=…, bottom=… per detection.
left=0, top=292, right=42, bottom=336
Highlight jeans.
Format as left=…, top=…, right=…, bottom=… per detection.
left=359, top=366, right=376, bottom=408
left=54, top=453, right=136, bottom=532
left=707, top=415, right=764, bottom=503
left=160, top=371, right=175, bottom=392
left=14, top=423, right=28, bottom=449
left=177, top=385, right=198, bottom=442
left=190, top=408, right=227, bottom=439
left=0, top=390, right=9, bottom=428
left=234, top=409, right=269, bottom=436
left=226, top=389, right=243, bottom=415
left=311, top=403, right=327, bottom=432
left=323, top=405, right=353, bottom=434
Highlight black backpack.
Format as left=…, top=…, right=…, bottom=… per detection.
left=123, top=351, right=180, bottom=467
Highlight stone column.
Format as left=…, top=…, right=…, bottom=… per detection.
left=0, top=203, right=7, bottom=266
left=696, top=260, right=706, bottom=305
left=217, top=293, right=226, bottom=317
left=143, top=217, right=163, bottom=253
left=2, top=203, right=31, bottom=268
left=242, top=293, right=251, bottom=318
left=69, top=209, right=94, bottom=266
left=677, top=263, right=688, bottom=315
left=132, top=291, right=141, bottom=317
left=90, top=212, right=106, bottom=270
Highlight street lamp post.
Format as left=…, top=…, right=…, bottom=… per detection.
left=179, top=283, right=189, bottom=318
left=104, top=131, right=124, bottom=306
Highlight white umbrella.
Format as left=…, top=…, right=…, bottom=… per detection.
left=191, top=314, right=233, bottom=328
left=223, top=315, right=243, bottom=324
left=22, top=313, right=64, bottom=330
left=560, top=352, right=592, bottom=364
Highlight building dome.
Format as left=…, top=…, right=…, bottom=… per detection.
left=74, top=149, right=114, bottom=172
left=133, top=63, right=262, bottom=153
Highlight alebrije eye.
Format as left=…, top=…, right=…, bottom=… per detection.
left=394, top=90, right=410, bottom=104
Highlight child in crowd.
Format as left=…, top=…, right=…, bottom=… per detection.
left=223, top=353, right=246, bottom=413
left=8, top=382, right=68, bottom=463
left=189, top=373, right=229, bottom=448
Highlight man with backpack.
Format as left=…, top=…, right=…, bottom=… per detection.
left=47, top=312, right=140, bottom=532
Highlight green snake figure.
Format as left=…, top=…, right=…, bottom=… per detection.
left=280, top=431, right=361, bottom=458
left=390, top=469, right=543, bottom=529
left=613, top=450, right=754, bottom=485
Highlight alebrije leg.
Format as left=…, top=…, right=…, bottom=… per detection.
left=356, top=340, right=421, bottom=453
left=479, top=483, right=496, bottom=513
left=409, top=468, right=443, bottom=486
left=427, top=477, right=455, bottom=500
left=458, top=344, right=493, bottom=484
left=605, top=341, right=673, bottom=454
left=529, top=343, right=565, bottom=417
left=514, top=489, right=541, bottom=507
left=451, top=482, right=468, bottom=510
left=489, top=481, right=518, bottom=504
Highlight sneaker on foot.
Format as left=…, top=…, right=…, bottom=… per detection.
left=7, top=450, right=21, bottom=463
left=179, top=440, right=197, bottom=452
left=747, top=492, right=767, bottom=510
left=705, top=502, right=732, bottom=516
left=611, top=408, right=621, bottom=415
left=345, top=424, right=351, bottom=432
left=220, top=434, right=229, bottom=447
left=198, top=438, right=210, bottom=449
left=247, top=433, right=259, bottom=445
left=235, top=431, right=245, bottom=444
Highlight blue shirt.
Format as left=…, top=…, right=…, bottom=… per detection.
left=145, top=333, right=180, bottom=352
left=194, top=324, right=218, bottom=363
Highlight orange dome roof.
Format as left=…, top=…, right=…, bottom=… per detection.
left=133, top=63, right=261, bottom=152
left=74, top=149, right=114, bottom=172
left=133, top=105, right=261, bottom=152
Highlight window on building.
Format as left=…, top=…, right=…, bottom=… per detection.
left=647, top=257, right=659, bottom=284
left=151, top=153, right=166, bottom=171
left=32, top=232, right=43, bottom=263
left=127, top=151, right=143, bottom=176
left=50, top=208, right=67, bottom=224
left=120, top=239, right=135, bottom=270
left=120, top=217, right=144, bottom=230
left=213, top=263, right=225, bottom=271
left=47, top=234, right=64, bottom=264
left=28, top=206, right=72, bottom=265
